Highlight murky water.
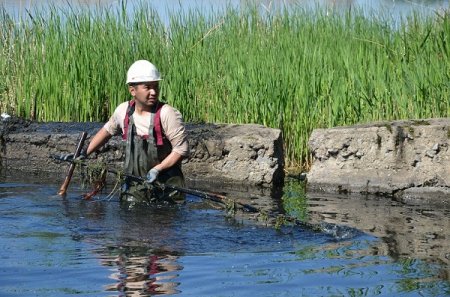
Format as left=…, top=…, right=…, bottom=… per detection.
left=0, top=174, right=448, bottom=296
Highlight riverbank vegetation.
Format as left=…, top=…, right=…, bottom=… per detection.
left=0, top=3, right=449, bottom=168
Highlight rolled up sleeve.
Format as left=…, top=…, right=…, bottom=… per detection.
left=161, top=105, right=190, bottom=158
left=103, top=102, right=128, bottom=136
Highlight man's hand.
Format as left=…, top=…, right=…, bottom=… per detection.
left=61, top=153, right=75, bottom=161
left=146, top=168, right=160, bottom=183
left=60, top=149, right=87, bottom=162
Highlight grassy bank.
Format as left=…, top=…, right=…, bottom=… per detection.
left=1, top=3, right=449, bottom=168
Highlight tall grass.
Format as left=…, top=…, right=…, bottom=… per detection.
left=1, top=3, right=449, bottom=168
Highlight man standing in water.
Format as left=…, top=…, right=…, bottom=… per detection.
left=65, top=60, right=189, bottom=204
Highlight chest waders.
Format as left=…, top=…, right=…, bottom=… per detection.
left=120, top=101, right=185, bottom=206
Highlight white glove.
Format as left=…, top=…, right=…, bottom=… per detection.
left=146, top=168, right=160, bottom=183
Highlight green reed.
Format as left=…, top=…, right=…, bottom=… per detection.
left=1, top=3, right=449, bottom=168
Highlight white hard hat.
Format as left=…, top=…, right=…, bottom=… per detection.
left=126, top=60, right=162, bottom=84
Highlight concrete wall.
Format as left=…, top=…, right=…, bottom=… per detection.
left=0, top=118, right=284, bottom=189
left=307, top=118, right=450, bottom=206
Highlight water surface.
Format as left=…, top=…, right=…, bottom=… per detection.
left=2, top=0, right=449, bottom=21
left=0, top=175, right=448, bottom=296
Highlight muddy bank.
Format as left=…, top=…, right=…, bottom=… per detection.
left=0, top=117, right=284, bottom=195
left=307, top=118, right=450, bottom=206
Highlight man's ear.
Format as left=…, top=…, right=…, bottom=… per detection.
left=128, top=85, right=136, bottom=97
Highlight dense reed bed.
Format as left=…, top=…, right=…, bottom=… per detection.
left=1, top=3, right=449, bottom=168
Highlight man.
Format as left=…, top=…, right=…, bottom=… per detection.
left=66, top=60, right=189, bottom=204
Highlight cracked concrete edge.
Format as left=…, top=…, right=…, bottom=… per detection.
left=307, top=117, right=450, bottom=206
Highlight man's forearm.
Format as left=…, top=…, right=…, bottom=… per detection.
left=154, top=152, right=183, bottom=172
left=86, top=128, right=112, bottom=155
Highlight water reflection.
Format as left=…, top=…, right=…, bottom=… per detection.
left=98, top=246, right=182, bottom=296
left=58, top=192, right=186, bottom=296
left=305, top=191, right=450, bottom=281
left=1, top=175, right=449, bottom=296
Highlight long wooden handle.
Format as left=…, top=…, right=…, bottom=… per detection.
left=58, top=131, right=88, bottom=196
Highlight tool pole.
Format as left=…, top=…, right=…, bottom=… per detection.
left=58, top=132, right=88, bottom=196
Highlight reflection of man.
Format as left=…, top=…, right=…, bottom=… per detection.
left=102, top=248, right=182, bottom=295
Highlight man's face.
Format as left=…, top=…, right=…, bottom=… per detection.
left=129, top=81, right=160, bottom=107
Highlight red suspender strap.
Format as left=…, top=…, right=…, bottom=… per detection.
left=122, top=100, right=135, bottom=140
left=122, top=100, right=165, bottom=146
left=155, top=103, right=165, bottom=146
